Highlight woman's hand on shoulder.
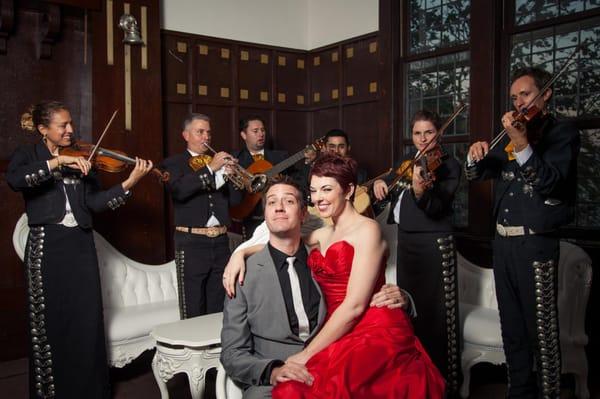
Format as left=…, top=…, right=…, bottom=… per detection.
left=222, top=244, right=265, bottom=297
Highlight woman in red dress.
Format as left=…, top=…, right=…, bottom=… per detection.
left=268, top=153, right=445, bottom=398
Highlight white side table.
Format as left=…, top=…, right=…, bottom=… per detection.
left=151, top=312, right=223, bottom=399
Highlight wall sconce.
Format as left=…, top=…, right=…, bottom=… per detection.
left=118, top=14, right=144, bottom=45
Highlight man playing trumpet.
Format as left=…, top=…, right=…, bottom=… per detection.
left=161, top=113, right=240, bottom=318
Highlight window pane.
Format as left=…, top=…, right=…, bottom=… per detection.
left=409, top=0, right=470, bottom=54
left=405, top=51, right=470, bottom=138
left=515, top=0, right=600, bottom=26
left=402, top=143, right=469, bottom=227
left=509, top=18, right=600, bottom=118
left=575, top=129, right=600, bottom=228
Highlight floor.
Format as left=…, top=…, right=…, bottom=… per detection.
left=0, top=351, right=597, bottom=398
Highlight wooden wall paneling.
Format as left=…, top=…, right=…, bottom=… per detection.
left=162, top=33, right=191, bottom=100
left=238, top=45, right=272, bottom=105
left=312, top=107, right=340, bottom=137
left=309, top=47, right=340, bottom=107
left=195, top=38, right=234, bottom=105
left=274, top=110, right=310, bottom=154
left=342, top=102, right=381, bottom=177
left=197, top=105, right=236, bottom=152
left=275, top=50, right=308, bottom=109
left=342, top=36, right=379, bottom=103
left=91, top=0, right=165, bottom=265
left=0, top=2, right=91, bottom=361
left=163, top=102, right=190, bottom=156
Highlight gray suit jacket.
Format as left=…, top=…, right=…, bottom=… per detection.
left=220, top=246, right=327, bottom=391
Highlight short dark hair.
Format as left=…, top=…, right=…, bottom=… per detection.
left=240, top=115, right=266, bottom=131
left=262, top=175, right=307, bottom=209
left=183, top=113, right=210, bottom=130
left=309, top=153, right=358, bottom=198
left=511, top=66, right=552, bottom=91
left=411, top=110, right=442, bottom=131
left=325, top=129, right=350, bottom=145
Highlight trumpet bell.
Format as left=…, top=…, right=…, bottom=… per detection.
left=249, top=174, right=268, bottom=193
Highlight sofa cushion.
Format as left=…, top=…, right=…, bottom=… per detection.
left=104, top=301, right=179, bottom=342
left=461, top=303, right=503, bottom=347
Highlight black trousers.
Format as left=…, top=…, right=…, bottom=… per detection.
left=493, top=234, right=561, bottom=399
left=396, top=230, right=460, bottom=394
left=25, top=225, right=109, bottom=399
left=174, top=232, right=230, bottom=318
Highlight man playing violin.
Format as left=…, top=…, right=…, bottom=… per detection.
left=372, top=110, right=461, bottom=394
left=8, top=101, right=153, bottom=399
left=160, top=113, right=239, bottom=319
left=465, top=67, right=580, bottom=399
left=232, top=115, right=294, bottom=237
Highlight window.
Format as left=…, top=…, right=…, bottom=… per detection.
left=515, top=0, right=600, bottom=26
left=403, top=1, right=471, bottom=227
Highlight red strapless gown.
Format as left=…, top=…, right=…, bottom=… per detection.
left=272, top=240, right=445, bottom=399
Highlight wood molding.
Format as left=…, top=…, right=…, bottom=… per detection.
left=0, top=0, right=15, bottom=54
left=37, top=3, right=61, bottom=59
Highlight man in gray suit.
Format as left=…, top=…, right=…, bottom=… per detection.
left=220, top=176, right=408, bottom=398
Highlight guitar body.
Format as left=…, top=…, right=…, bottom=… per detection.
left=229, top=159, right=273, bottom=221
left=353, top=185, right=374, bottom=218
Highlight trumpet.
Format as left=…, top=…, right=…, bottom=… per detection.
left=203, top=143, right=268, bottom=193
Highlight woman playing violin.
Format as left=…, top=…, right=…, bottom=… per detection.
left=372, top=110, right=461, bottom=394
left=7, top=101, right=152, bottom=399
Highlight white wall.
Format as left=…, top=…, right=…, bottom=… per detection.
left=161, top=0, right=308, bottom=49
left=160, top=0, right=378, bottom=50
left=307, top=0, right=378, bottom=49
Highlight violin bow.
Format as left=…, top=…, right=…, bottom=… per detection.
left=488, top=39, right=589, bottom=151
left=86, top=109, right=119, bottom=162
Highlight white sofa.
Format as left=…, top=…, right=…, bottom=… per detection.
left=13, top=214, right=180, bottom=368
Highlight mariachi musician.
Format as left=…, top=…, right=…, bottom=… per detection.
left=160, top=113, right=241, bottom=319
left=465, top=66, right=580, bottom=398
left=373, top=109, right=461, bottom=394
left=7, top=101, right=153, bottom=399
left=232, top=115, right=296, bottom=237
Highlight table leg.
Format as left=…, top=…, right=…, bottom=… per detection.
left=152, top=352, right=170, bottom=399
left=187, top=367, right=206, bottom=399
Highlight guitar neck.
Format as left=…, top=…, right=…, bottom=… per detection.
left=266, top=149, right=306, bottom=177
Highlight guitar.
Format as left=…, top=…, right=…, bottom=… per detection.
left=229, top=137, right=326, bottom=220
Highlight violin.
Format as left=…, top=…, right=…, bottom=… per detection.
left=60, top=141, right=169, bottom=182
left=486, top=40, right=588, bottom=155
left=388, top=103, right=466, bottom=192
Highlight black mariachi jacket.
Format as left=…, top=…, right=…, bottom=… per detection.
left=160, top=151, right=239, bottom=227
left=7, top=142, right=130, bottom=228
left=384, top=150, right=461, bottom=232
left=465, top=115, right=580, bottom=232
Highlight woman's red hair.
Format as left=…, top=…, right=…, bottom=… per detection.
left=309, top=153, right=358, bottom=195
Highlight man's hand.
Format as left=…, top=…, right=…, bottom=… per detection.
left=502, top=111, right=529, bottom=151
left=209, top=151, right=233, bottom=172
left=468, top=141, right=489, bottom=163
left=270, top=362, right=314, bottom=386
left=373, top=179, right=388, bottom=201
left=370, top=284, right=408, bottom=309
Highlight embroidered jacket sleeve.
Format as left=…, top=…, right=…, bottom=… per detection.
left=6, top=147, right=53, bottom=191
left=162, top=159, right=217, bottom=202
left=517, top=122, right=580, bottom=197
left=84, top=170, right=131, bottom=212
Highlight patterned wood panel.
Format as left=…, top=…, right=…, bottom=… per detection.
left=312, top=107, right=340, bottom=137
left=309, top=47, right=339, bottom=107
left=274, top=110, right=310, bottom=154
left=342, top=38, right=379, bottom=102
left=238, top=46, right=272, bottom=104
left=275, top=51, right=308, bottom=107
left=195, top=40, right=234, bottom=103
left=342, top=102, right=382, bottom=178
left=163, top=35, right=191, bottom=99
left=195, top=104, right=237, bottom=151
